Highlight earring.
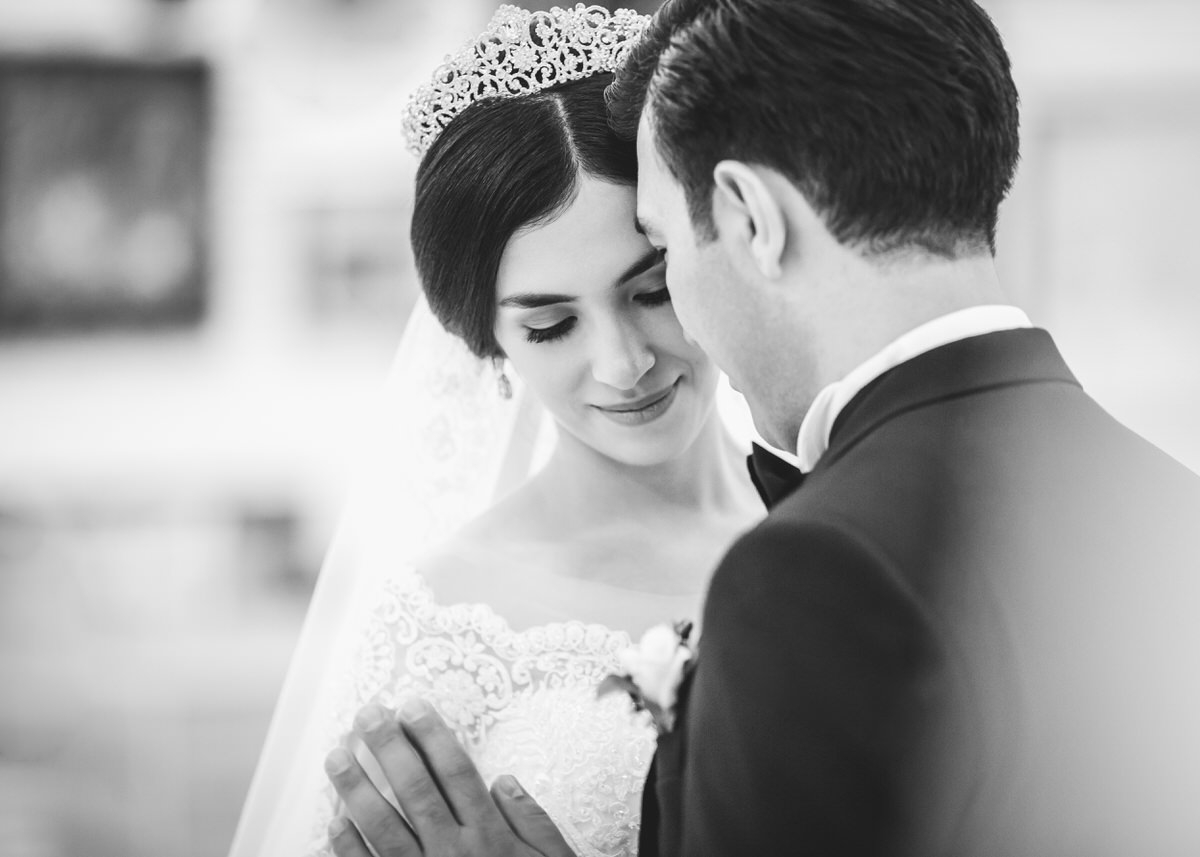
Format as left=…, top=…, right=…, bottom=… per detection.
left=493, top=356, right=513, bottom=400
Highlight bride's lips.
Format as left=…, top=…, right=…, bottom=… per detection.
left=593, top=380, right=680, bottom=426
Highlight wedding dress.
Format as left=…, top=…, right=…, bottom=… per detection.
left=228, top=298, right=657, bottom=857
left=311, top=568, right=656, bottom=857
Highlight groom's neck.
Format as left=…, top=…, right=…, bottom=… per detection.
left=801, top=251, right=1010, bottom=389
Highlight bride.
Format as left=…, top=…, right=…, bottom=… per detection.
left=230, top=6, right=763, bottom=857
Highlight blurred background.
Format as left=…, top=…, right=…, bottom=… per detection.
left=0, top=1, right=1196, bottom=855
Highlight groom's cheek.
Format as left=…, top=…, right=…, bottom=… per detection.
left=670, top=302, right=702, bottom=349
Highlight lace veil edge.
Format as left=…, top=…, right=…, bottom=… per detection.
left=228, top=295, right=544, bottom=857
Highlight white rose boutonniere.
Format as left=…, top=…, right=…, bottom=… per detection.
left=597, top=619, right=694, bottom=735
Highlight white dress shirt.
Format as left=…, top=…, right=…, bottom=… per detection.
left=792, top=305, right=1034, bottom=473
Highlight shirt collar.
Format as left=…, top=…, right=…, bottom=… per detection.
left=792, top=305, right=1033, bottom=472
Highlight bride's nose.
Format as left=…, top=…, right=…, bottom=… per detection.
left=590, top=318, right=655, bottom=390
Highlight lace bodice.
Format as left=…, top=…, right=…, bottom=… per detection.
left=309, top=568, right=657, bottom=857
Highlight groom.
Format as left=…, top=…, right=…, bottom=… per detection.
left=326, top=0, right=1200, bottom=854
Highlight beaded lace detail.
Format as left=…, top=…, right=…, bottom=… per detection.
left=307, top=568, right=656, bottom=857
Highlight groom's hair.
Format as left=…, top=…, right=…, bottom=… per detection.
left=607, top=0, right=1019, bottom=256
left=412, top=74, right=637, bottom=359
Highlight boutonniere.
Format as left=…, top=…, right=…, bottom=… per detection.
left=597, top=619, right=694, bottom=735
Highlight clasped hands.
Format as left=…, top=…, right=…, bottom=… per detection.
left=324, top=698, right=576, bottom=857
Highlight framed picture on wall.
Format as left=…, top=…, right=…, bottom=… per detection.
left=0, top=57, right=210, bottom=333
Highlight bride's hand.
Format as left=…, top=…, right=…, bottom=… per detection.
left=324, top=700, right=577, bottom=857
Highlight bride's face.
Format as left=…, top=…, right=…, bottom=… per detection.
left=493, top=176, right=721, bottom=467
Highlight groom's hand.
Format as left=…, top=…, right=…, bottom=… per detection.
left=324, top=699, right=576, bottom=857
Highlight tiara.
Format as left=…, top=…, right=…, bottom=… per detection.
left=402, top=4, right=651, bottom=158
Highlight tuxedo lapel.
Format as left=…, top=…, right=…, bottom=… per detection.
left=637, top=753, right=663, bottom=857
left=639, top=658, right=698, bottom=857
left=819, top=328, right=1080, bottom=475
left=748, top=331, right=1072, bottom=506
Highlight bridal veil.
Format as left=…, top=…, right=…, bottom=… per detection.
left=228, top=297, right=546, bottom=856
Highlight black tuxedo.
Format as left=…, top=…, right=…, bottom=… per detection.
left=640, top=328, right=1200, bottom=856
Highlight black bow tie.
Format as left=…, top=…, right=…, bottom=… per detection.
left=746, top=442, right=807, bottom=509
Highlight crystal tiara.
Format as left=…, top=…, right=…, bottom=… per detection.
left=402, top=4, right=651, bottom=158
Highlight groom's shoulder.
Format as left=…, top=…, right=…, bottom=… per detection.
left=706, top=512, right=905, bottom=618
left=699, top=513, right=942, bottom=690
left=722, top=511, right=885, bottom=565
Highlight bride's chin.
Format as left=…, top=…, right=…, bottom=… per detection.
left=595, top=423, right=712, bottom=469
left=602, top=446, right=687, bottom=469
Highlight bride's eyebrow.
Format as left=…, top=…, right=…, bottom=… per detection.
left=498, top=249, right=661, bottom=310
left=498, top=292, right=576, bottom=309
left=616, top=247, right=663, bottom=286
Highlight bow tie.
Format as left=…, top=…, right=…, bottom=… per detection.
left=746, top=442, right=807, bottom=509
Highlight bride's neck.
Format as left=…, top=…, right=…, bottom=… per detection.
left=537, top=411, right=755, bottom=523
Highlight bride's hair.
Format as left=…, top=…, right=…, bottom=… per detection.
left=411, top=73, right=637, bottom=360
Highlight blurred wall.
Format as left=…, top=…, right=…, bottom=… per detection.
left=994, top=0, right=1200, bottom=474
left=0, top=2, right=488, bottom=856
left=0, top=2, right=1197, bottom=857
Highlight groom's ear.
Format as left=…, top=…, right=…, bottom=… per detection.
left=711, top=161, right=786, bottom=280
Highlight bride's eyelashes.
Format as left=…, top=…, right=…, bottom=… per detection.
left=522, top=287, right=672, bottom=345
left=636, top=287, right=672, bottom=308
left=525, top=317, right=577, bottom=344
left=630, top=256, right=671, bottom=308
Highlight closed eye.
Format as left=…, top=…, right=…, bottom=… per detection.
left=525, top=317, right=576, bottom=344
left=632, top=252, right=669, bottom=307
left=635, top=287, right=671, bottom=307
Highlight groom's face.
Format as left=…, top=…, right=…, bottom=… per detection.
left=635, top=110, right=784, bottom=445
left=635, top=113, right=729, bottom=367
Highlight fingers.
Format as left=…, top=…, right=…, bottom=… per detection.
left=398, top=698, right=502, bottom=828
left=327, top=816, right=372, bottom=857
left=491, top=776, right=577, bottom=857
left=344, top=699, right=567, bottom=856
left=324, top=746, right=419, bottom=857
left=352, top=703, right=458, bottom=843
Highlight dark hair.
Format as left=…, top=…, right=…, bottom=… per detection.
left=607, top=0, right=1020, bottom=256
left=411, top=73, right=637, bottom=359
